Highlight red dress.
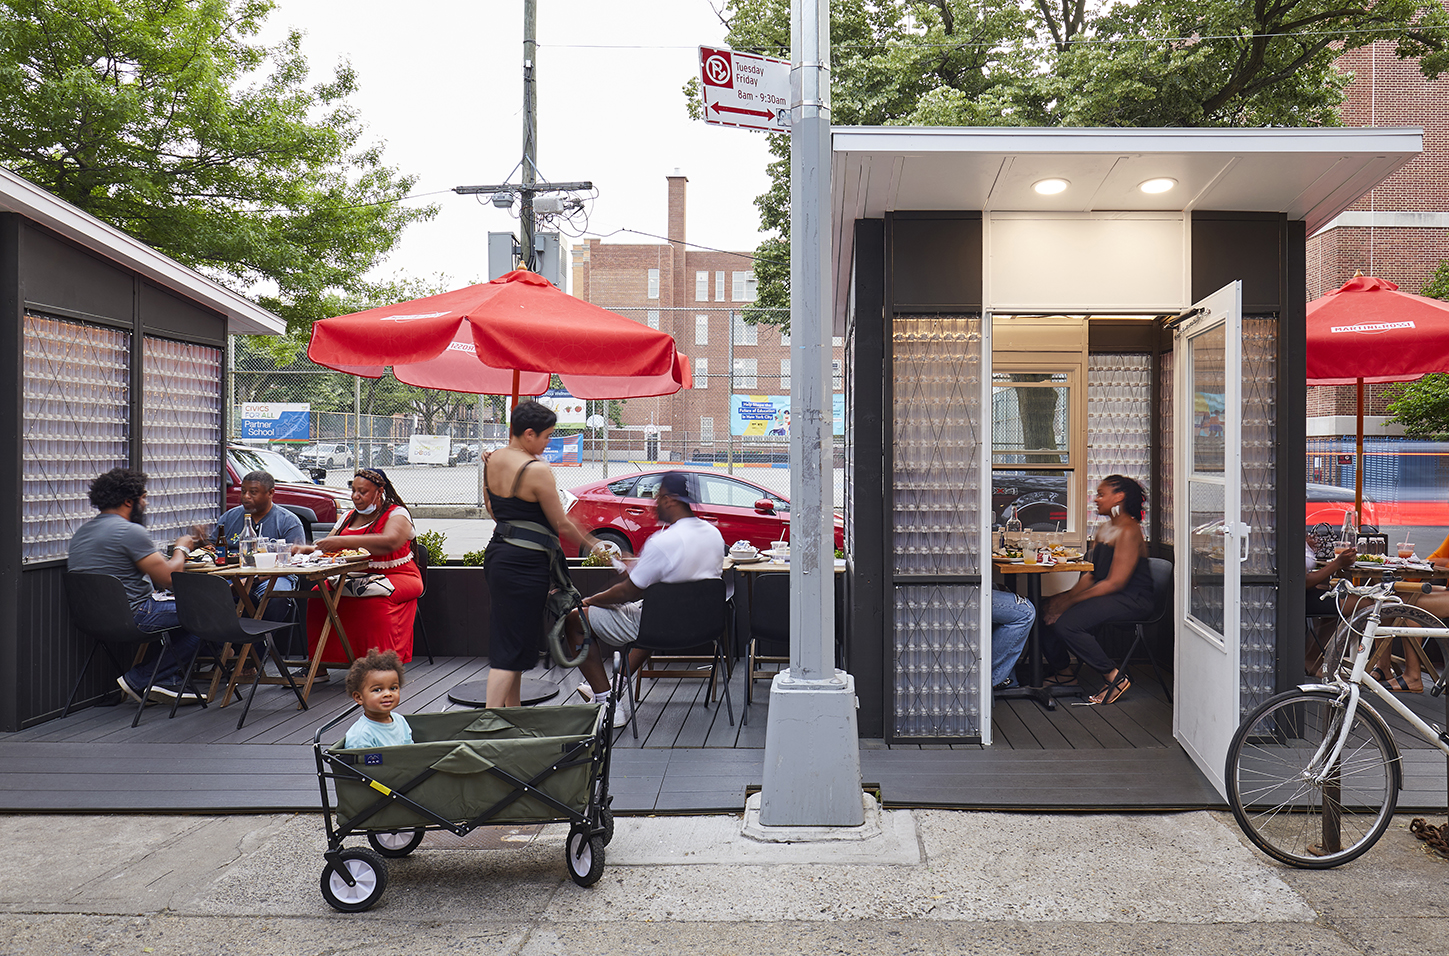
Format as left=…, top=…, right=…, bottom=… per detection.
left=307, top=505, right=423, bottom=664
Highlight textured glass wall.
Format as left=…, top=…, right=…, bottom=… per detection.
left=1240, top=318, right=1279, bottom=713
left=22, top=315, right=132, bottom=564
left=142, top=336, right=224, bottom=540
left=891, top=313, right=984, bottom=739
left=892, top=585, right=982, bottom=737
left=1087, top=353, right=1152, bottom=541
left=892, top=315, right=982, bottom=575
left=1157, top=353, right=1173, bottom=545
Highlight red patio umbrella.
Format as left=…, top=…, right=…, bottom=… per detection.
left=1306, top=274, right=1449, bottom=518
left=307, top=270, right=692, bottom=403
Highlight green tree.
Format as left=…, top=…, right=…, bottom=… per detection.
left=0, top=0, right=434, bottom=328
left=1384, top=259, right=1449, bottom=437
left=696, top=0, right=1449, bottom=328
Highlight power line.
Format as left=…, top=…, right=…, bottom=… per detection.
left=584, top=227, right=782, bottom=263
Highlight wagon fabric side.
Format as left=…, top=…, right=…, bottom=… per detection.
left=329, top=705, right=604, bottom=832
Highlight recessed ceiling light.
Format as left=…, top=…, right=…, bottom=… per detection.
left=1033, top=178, right=1069, bottom=195
left=1139, top=177, right=1177, bottom=194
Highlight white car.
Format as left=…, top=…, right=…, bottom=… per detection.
left=297, top=442, right=354, bottom=469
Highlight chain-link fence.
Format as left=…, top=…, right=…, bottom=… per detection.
left=230, top=309, right=847, bottom=509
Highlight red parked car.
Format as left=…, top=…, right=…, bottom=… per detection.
left=563, top=468, right=845, bottom=556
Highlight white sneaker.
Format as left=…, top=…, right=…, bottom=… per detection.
left=607, top=691, right=633, bottom=728
left=116, top=676, right=148, bottom=705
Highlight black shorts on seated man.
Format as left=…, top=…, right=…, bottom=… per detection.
left=563, top=471, right=726, bottom=710
left=68, top=467, right=204, bottom=703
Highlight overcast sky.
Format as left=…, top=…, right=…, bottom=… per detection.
left=266, top=0, right=775, bottom=288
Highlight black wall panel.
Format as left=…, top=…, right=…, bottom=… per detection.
left=18, top=223, right=133, bottom=325
left=140, top=281, right=225, bottom=344
left=1191, top=212, right=1284, bottom=313
left=889, top=213, right=983, bottom=311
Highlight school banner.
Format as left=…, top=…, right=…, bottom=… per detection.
left=239, top=402, right=309, bottom=441
left=730, top=394, right=845, bottom=437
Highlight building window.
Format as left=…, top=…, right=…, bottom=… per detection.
left=732, top=271, right=757, bottom=302
left=695, top=314, right=709, bottom=345
left=734, top=357, right=757, bottom=389
left=695, top=357, right=708, bottom=388
left=781, top=329, right=790, bottom=347
left=780, top=359, right=791, bottom=392
left=715, top=271, right=725, bottom=301
left=647, top=268, right=660, bottom=299
left=701, top=416, right=715, bottom=443
left=696, top=271, right=709, bottom=301
left=732, top=312, right=758, bottom=346
left=647, top=310, right=659, bottom=330
left=832, top=335, right=844, bottom=347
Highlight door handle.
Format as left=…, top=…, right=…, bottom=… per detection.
left=625, top=507, right=646, bottom=516
left=1235, top=522, right=1253, bottom=563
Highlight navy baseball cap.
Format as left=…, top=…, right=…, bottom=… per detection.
left=657, top=471, right=698, bottom=505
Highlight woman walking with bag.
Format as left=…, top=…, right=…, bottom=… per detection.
left=484, top=400, right=607, bottom=707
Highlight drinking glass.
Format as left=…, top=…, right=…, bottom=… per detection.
left=1398, top=542, right=1415, bottom=559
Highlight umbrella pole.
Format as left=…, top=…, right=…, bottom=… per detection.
left=510, top=369, right=520, bottom=410
left=1356, top=378, right=1365, bottom=525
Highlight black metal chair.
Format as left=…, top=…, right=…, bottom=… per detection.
left=62, top=572, right=181, bottom=727
left=618, top=578, right=734, bottom=740
left=410, top=542, right=435, bottom=665
left=1102, top=557, right=1174, bottom=702
left=746, top=572, right=790, bottom=709
left=171, top=571, right=307, bottom=729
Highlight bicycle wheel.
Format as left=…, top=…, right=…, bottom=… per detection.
left=1226, top=689, right=1400, bottom=868
left=1332, top=601, right=1449, bottom=689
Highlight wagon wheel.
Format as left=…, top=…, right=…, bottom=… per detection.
left=565, top=827, right=606, bottom=887
left=320, top=847, right=388, bottom=912
left=367, top=828, right=426, bottom=858
left=599, top=806, right=615, bottom=847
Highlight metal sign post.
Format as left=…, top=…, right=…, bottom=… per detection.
left=757, top=0, right=864, bottom=827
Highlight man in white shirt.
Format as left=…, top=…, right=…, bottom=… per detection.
left=565, top=471, right=725, bottom=708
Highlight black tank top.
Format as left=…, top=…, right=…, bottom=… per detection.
left=488, top=459, right=556, bottom=532
left=1092, top=539, right=1153, bottom=602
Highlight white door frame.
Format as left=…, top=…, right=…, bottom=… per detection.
left=1173, top=280, right=1246, bottom=797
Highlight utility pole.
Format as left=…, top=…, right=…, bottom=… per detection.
left=521, top=0, right=538, bottom=269
left=759, top=0, right=864, bottom=827
left=454, top=0, right=590, bottom=274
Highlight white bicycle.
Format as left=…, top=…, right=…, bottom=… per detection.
left=1226, top=574, right=1449, bottom=867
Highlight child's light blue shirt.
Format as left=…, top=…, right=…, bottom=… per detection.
left=344, top=712, right=413, bottom=749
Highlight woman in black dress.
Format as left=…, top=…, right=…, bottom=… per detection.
left=1041, top=474, right=1153, bottom=705
left=483, top=400, right=604, bottom=707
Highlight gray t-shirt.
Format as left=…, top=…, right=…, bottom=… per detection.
left=68, top=513, right=162, bottom=611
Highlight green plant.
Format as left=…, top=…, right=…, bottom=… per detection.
left=414, top=530, right=447, bottom=566
left=461, top=549, right=487, bottom=567
left=581, top=549, right=614, bottom=567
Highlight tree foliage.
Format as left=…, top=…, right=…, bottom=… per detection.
left=694, top=0, right=1449, bottom=327
left=1384, top=259, right=1449, bottom=437
left=0, top=0, right=434, bottom=329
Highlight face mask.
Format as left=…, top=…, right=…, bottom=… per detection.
left=356, top=502, right=378, bottom=515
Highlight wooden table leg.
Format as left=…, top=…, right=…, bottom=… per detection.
left=294, top=574, right=357, bottom=708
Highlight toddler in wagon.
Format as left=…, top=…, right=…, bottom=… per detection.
left=343, top=649, right=415, bottom=749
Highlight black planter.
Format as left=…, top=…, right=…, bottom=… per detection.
left=418, top=564, right=628, bottom=658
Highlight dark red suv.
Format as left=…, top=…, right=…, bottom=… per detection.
left=225, top=444, right=354, bottom=541
left=563, top=468, right=845, bottom=556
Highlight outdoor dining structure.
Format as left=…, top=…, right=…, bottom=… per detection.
left=831, top=126, right=1424, bottom=797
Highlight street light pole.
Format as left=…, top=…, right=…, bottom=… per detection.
left=759, top=0, right=863, bottom=827
left=521, top=0, right=538, bottom=269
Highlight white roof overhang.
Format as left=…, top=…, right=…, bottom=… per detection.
left=831, top=126, right=1422, bottom=329
left=0, top=165, right=284, bottom=335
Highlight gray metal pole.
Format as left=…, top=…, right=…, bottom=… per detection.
left=759, top=0, right=863, bottom=828
left=520, top=0, right=538, bottom=271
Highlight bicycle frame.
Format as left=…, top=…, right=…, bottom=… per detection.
left=1304, top=584, right=1449, bottom=785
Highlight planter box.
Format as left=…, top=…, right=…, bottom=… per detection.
left=419, top=564, right=626, bottom=658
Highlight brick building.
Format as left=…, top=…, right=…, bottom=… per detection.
left=1306, top=37, right=1449, bottom=435
left=571, top=172, right=843, bottom=461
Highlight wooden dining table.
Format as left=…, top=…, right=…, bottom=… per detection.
left=194, top=556, right=371, bottom=706
left=991, top=557, right=1094, bottom=710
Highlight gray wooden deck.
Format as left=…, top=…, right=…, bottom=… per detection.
left=0, top=655, right=1442, bottom=813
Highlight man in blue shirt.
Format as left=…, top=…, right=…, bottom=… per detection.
left=210, top=471, right=306, bottom=622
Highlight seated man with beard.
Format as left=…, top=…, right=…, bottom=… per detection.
left=68, top=467, right=201, bottom=703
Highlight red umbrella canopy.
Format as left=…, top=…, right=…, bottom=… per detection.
left=307, top=270, right=692, bottom=399
left=1306, top=274, right=1449, bottom=385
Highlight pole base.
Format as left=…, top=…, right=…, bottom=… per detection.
left=759, top=669, right=864, bottom=827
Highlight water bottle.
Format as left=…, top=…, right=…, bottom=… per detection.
left=239, top=514, right=259, bottom=567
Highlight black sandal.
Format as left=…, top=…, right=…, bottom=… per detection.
left=1077, top=673, right=1130, bottom=706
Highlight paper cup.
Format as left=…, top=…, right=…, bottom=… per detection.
left=252, top=552, right=278, bottom=569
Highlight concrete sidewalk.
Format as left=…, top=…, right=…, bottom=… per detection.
left=0, top=808, right=1444, bottom=954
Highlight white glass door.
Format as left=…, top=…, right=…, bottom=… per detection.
left=1173, top=281, right=1246, bottom=797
